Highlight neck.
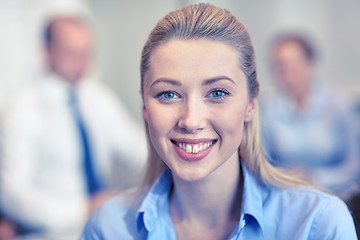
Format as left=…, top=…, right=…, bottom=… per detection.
left=293, top=81, right=311, bottom=112
left=170, top=154, right=242, bottom=229
left=294, top=94, right=308, bottom=112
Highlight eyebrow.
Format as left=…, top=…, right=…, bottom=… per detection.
left=150, top=78, right=182, bottom=88
left=149, top=76, right=236, bottom=88
left=202, top=76, right=236, bottom=86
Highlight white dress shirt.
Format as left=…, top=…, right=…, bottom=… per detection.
left=0, top=73, right=147, bottom=235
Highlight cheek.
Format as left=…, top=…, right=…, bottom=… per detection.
left=211, top=102, right=246, bottom=144
left=145, top=103, right=178, bottom=146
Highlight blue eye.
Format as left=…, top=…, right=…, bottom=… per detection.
left=207, top=88, right=229, bottom=100
left=156, top=90, right=180, bottom=103
left=162, top=91, right=176, bottom=99
left=211, top=90, right=226, bottom=98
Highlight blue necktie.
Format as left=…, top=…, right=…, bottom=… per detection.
left=68, top=88, right=100, bottom=195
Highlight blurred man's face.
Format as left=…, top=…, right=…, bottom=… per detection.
left=47, top=21, right=93, bottom=84
left=272, top=41, right=313, bottom=100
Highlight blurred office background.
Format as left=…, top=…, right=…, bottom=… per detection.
left=0, top=0, right=359, bottom=239
left=0, top=0, right=359, bottom=120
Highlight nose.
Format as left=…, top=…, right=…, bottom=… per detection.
left=177, top=98, right=207, bottom=133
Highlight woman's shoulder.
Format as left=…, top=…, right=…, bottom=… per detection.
left=267, top=185, right=351, bottom=220
left=264, top=185, right=356, bottom=239
left=80, top=188, right=145, bottom=240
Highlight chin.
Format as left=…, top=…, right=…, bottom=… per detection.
left=170, top=163, right=214, bottom=183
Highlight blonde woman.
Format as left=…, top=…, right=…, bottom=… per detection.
left=81, top=3, right=356, bottom=240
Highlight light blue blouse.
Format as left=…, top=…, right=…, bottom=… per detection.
left=80, top=165, right=357, bottom=239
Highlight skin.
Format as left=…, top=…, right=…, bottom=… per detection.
left=0, top=218, right=16, bottom=240
left=142, top=39, right=257, bottom=240
left=272, top=40, right=314, bottom=111
left=46, top=19, right=93, bottom=85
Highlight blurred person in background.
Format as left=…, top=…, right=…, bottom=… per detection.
left=261, top=33, right=359, bottom=201
left=0, top=15, right=147, bottom=238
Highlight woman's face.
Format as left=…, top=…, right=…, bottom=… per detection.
left=142, top=39, right=256, bottom=182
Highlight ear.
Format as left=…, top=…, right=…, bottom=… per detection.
left=244, top=99, right=257, bottom=122
left=142, top=104, right=149, bottom=122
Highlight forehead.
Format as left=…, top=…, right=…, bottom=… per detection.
left=146, top=39, right=243, bottom=82
left=274, top=40, right=307, bottom=58
left=52, top=20, right=91, bottom=44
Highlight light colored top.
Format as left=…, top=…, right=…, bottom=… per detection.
left=261, top=85, right=360, bottom=200
left=80, top=164, right=357, bottom=240
left=0, top=73, right=147, bottom=235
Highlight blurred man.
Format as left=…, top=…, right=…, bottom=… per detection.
left=261, top=33, right=359, bottom=200
left=0, top=16, right=147, bottom=237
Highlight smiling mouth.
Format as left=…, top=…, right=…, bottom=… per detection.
left=170, top=139, right=217, bottom=154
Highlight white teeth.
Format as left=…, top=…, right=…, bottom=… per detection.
left=199, top=145, right=204, bottom=151
left=185, top=144, right=192, bottom=153
left=177, top=141, right=214, bottom=154
left=193, top=145, right=199, bottom=153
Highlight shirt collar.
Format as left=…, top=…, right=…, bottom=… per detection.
left=275, top=83, right=326, bottom=119
left=136, top=165, right=265, bottom=235
left=45, top=72, right=92, bottom=104
left=47, top=72, right=73, bottom=89
left=46, top=71, right=90, bottom=91
left=137, top=168, right=173, bottom=232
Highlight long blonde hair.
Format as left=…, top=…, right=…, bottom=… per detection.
left=140, top=3, right=308, bottom=190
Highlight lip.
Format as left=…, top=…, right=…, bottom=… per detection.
left=170, top=138, right=217, bottom=162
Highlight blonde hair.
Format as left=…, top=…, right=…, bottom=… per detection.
left=140, top=3, right=308, bottom=190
